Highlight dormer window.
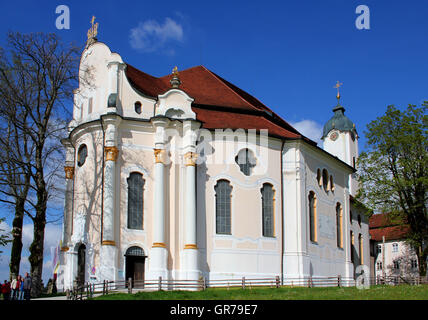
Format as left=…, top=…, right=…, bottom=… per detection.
left=235, top=148, right=256, bottom=176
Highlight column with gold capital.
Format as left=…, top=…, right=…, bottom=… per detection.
left=149, top=117, right=169, bottom=281
left=181, top=120, right=201, bottom=285
left=100, top=115, right=121, bottom=282
left=60, top=138, right=75, bottom=290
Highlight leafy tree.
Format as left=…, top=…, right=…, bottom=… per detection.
left=358, top=102, right=428, bottom=275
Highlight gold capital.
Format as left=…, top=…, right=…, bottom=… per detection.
left=105, top=146, right=119, bottom=161
left=184, top=152, right=198, bottom=166
left=64, top=166, right=75, bottom=179
left=154, top=149, right=166, bottom=164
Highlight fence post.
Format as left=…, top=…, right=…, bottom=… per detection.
left=276, top=276, right=280, bottom=288
left=242, top=277, right=246, bottom=290
left=128, top=278, right=133, bottom=294
left=158, top=276, right=162, bottom=291
left=337, top=275, right=341, bottom=287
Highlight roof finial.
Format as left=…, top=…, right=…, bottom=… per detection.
left=334, top=81, right=343, bottom=104
left=86, top=15, right=99, bottom=47
left=170, top=66, right=181, bottom=88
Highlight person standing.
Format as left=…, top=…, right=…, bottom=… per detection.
left=2, top=280, right=11, bottom=300
left=23, top=272, right=32, bottom=300
left=11, top=276, right=19, bottom=300
left=18, top=275, right=24, bottom=300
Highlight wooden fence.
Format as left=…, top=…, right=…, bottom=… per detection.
left=66, top=275, right=428, bottom=300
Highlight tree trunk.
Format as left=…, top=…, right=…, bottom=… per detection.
left=29, top=211, right=46, bottom=297
left=9, top=198, right=25, bottom=280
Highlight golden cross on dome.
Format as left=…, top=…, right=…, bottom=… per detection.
left=86, top=15, right=99, bottom=46
left=172, top=66, right=179, bottom=76
left=334, top=81, right=343, bottom=100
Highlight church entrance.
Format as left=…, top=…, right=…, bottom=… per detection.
left=77, top=244, right=86, bottom=287
left=125, top=246, right=146, bottom=288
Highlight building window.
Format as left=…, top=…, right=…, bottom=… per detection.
left=308, top=191, right=317, bottom=243
left=336, top=203, right=343, bottom=248
left=357, top=214, right=362, bottom=227
left=411, top=259, right=418, bottom=270
left=393, top=260, right=400, bottom=271
left=330, top=175, right=335, bottom=192
left=377, top=244, right=382, bottom=254
left=135, top=101, right=142, bottom=114
left=127, top=172, right=145, bottom=230
left=376, top=261, right=383, bottom=271
left=350, top=231, right=355, bottom=263
left=261, top=183, right=274, bottom=237
left=235, top=148, right=256, bottom=176
left=322, top=169, right=329, bottom=191
left=359, top=234, right=364, bottom=265
left=316, top=169, right=322, bottom=187
left=392, top=243, right=398, bottom=253
left=77, top=144, right=88, bottom=167
left=215, top=180, right=232, bottom=235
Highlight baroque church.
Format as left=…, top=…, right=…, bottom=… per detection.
left=57, top=22, right=370, bottom=290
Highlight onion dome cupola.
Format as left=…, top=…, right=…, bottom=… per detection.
left=321, top=81, right=357, bottom=141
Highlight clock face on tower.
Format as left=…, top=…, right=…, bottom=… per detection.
left=330, top=131, right=338, bottom=141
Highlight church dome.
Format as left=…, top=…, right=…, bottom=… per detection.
left=322, top=104, right=356, bottom=139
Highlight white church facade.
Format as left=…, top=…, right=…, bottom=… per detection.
left=57, top=32, right=370, bottom=290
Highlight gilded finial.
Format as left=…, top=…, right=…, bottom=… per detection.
left=334, top=81, right=343, bottom=101
left=86, top=15, right=99, bottom=47
left=170, top=66, right=181, bottom=88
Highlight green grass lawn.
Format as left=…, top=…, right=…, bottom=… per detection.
left=93, top=284, right=428, bottom=300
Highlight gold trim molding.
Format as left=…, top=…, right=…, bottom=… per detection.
left=102, top=240, right=116, bottom=246
left=105, top=146, right=119, bottom=161
left=152, top=242, right=166, bottom=248
left=184, top=244, right=198, bottom=249
left=64, top=166, right=75, bottom=179
left=184, top=152, right=198, bottom=166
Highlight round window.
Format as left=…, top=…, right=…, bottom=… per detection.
left=77, top=144, right=88, bottom=167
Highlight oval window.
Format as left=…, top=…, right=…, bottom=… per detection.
left=77, top=144, right=88, bottom=167
left=135, top=101, right=142, bottom=114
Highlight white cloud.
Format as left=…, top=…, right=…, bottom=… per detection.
left=129, top=17, right=184, bottom=53
left=290, top=119, right=324, bottom=146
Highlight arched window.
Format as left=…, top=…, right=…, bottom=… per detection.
left=125, top=246, right=145, bottom=257
left=134, top=101, right=142, bottom=114
left=308, top=191, right=317, bottom=243
left=316, top=169, right=322, bottom=187
left=235, top=148, right=256, bottom=176
left=77, top=144, right=88, bottom=167
left=350, top=231, right=355, bottom=263
left=322, top=169, right=329, bottom=191
left=392, top=243, right=398, bottom=253
left=215, top=180, right=232, bottom=235
left=127, top=172, right=145, bottom=230
left=261, top=183, right=274, bottom=237
left=357, top=214, right=362, bottom=227
left=336, top=203, right=343, bottom=248
left=359, top=234, right=364, bottom=264
left=330, top=175, right=335, bottom=192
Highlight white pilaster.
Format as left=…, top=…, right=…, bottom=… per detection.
left=99, top=115, right=121, bottom=282
left=148, top=117, right=169, bottom=281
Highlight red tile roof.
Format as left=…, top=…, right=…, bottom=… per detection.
left=125, top=64, right=315, bottom=143
left=369, top=213, right=410, bottom=242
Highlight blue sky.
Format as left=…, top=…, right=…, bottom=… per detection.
left=0, top=0, right=427, bottom=283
